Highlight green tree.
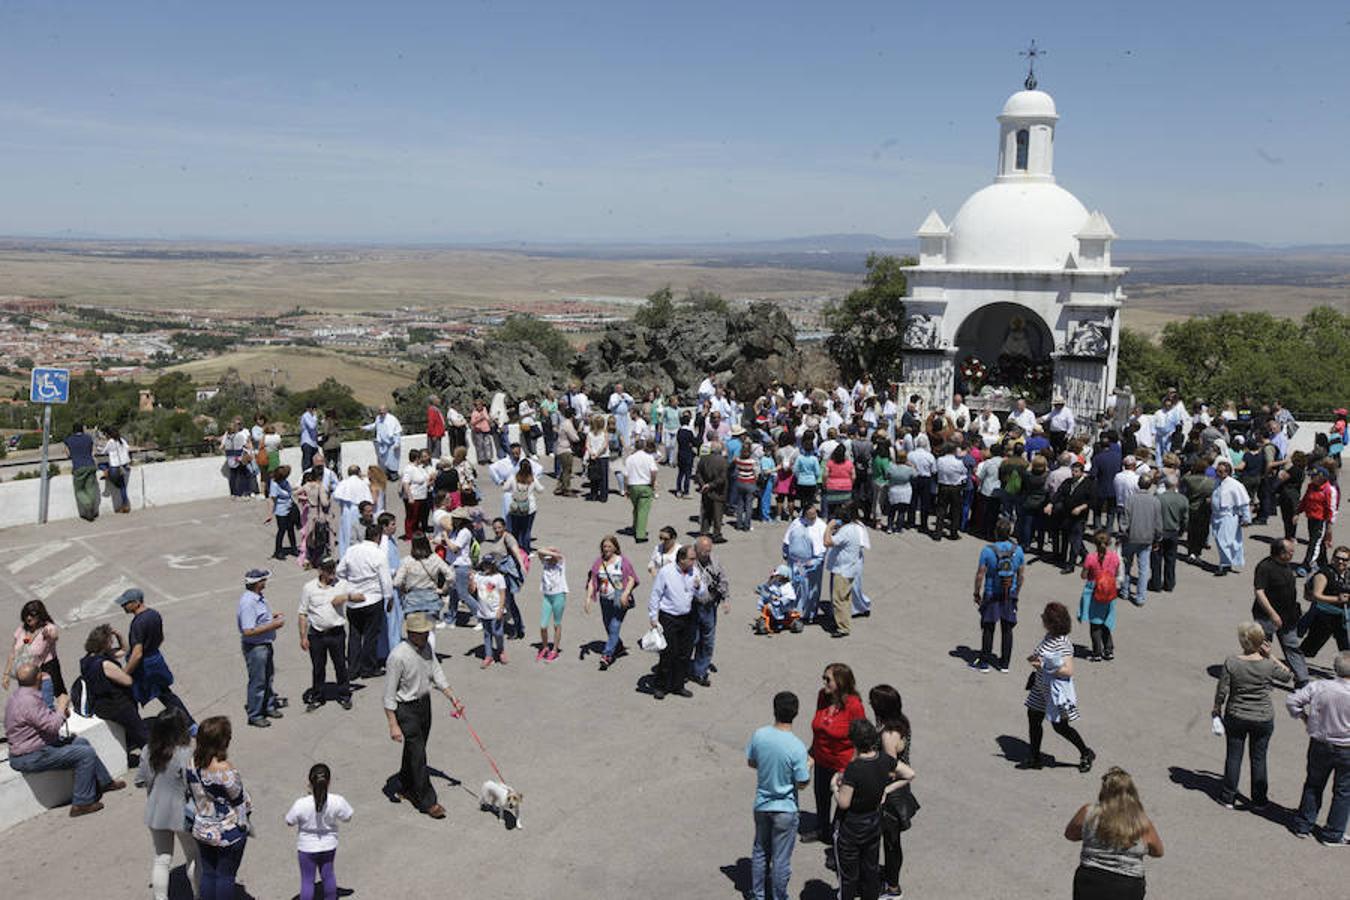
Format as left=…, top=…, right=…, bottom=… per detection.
left=490, top=314, right=573, bottom=368
left=823, top=253, right=916, bottom=384
left=15, top=356, right=34, bottom=371
left=150, top=371, right=197, bottom=409
left=633, top=285, right=675, bottom=330
left=286, top=377, right=365, bottom=421
left=152, top=410, right=204, bottom=450
left=680, top=288, right=730, bottom=315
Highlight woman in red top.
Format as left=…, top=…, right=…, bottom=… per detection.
left=823, top=445, right=856, bottom=521
left=810, top=662, right=867, bottom=844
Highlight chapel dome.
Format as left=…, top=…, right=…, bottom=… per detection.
left=945, top=181, right=1089, bottom=269
left=1000, top=89, right=1057, bottom=119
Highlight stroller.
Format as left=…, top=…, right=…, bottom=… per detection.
left=752, top=565, right=803, bottom=635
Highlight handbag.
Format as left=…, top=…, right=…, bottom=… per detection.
left=882, top=784, right=921, bottom=833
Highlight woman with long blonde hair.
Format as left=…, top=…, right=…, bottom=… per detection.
left=366, top=465, right=389, bottom=515
left=1064, top=767, right=1164, bottom=899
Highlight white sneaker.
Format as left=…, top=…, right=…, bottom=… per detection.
left=435, top=621, right=449, bottom=630
left=473, top=621, right=483, bottom=631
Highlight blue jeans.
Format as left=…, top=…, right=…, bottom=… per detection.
left=1294, top=738, right=1350, bottom=841
left=241, top=642, right=275, bottom=722
left=599, top=593, right=627, bottom=658
left=751, top=809, right=799, bottom=900
left=732, top=481, right=755, bottom=531
left=7, top=736, right=111, bottom=805
left=447, top=565, right=472, bottom=625
left=198, top=838, right=247, bottom=900
left=691, top=601, right=718, bottom=679
left=1121, top=542, right=1151, bottom=606
left=508, top=511, right=535, bottom=553
left=481, top=616, right=505, bottom=660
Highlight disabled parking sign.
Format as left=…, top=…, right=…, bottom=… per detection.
left=29, top=367, right=70, bottom=404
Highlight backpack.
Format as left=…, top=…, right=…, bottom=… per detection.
left=1092, top=554, right=1118, bottom=602
left=469, top=537, right=483, bottom=566
left=509, top=484, right=532, bottom=516
left=991, top=543, right=1017, bottom=601
left=69, top=677, right=92, bottom=717
left=1004, top=465, right=1022, bottom=496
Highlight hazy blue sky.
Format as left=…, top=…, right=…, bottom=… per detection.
left=0, top=1, right=1345, bottom=244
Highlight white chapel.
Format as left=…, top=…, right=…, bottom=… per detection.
left=900, top=70, right=1126, bottom=421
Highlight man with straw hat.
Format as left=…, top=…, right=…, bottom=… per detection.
left=384, top=611, right=464, bottom=820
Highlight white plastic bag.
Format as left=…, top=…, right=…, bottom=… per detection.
left=1211, top=715, right=1225, bottom=736
left=639, top=627, right=666, bottom=653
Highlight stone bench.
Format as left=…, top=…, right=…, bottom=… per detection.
left=0, top=714, right=128, bottom=832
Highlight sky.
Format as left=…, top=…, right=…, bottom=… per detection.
left=0, top=1, right=1346, bottom=245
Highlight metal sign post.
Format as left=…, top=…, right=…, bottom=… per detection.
left=30, top=367, right=71, bottom=525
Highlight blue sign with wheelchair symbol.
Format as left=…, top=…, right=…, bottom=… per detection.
left=29, top=367, right=70, bottom=404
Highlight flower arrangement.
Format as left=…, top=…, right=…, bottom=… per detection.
left=960, top=355, right=987, bottom=390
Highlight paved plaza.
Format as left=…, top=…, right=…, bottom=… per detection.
left=0, top=482, right=1344, bottom=899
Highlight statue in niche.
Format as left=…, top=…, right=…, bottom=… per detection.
left=1001, top=315, right=1034, bottom=359
left=903, top=314, right=941, bottom=349
left=1065, top=319, right=1110, bottom=358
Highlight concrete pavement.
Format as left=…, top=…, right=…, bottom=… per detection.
left=0, top=481, right=1344, bottom=899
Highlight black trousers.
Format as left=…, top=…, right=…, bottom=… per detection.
left=1073, top=865, right=1145, bottom=900
left=93, top=695, right=147, bottom=752
left=880, top=812, right=904, bottom=889
left=1148, top=535, right=1178, bottom=591
left=912, top=476, right=933, bottom=531
left=1090, top=623, right=1115, bottom=658
left=835, top=812, right=882, bottom=900
left=655, top=610, right=693, bottom=692
left=1028, top=708, right=1089, bottom=758
left=1301, top=609, right=1350, bottom=658
left=1186, top=506, right=1210, bottom=557
left=935, top=484, right=963, bottom=539
left=307, top=626, right=349, bottom=701
left=980, top=619, right=1016, bottom=668
left=1301, top=518, right=1329, bottom=571
left=395, top=696, right=437, bottom=811
left=813, top=763, right=841, bottom=841
left=1058, top=519, right=1086, bottom=568
left=346, top=604, right=386, bottom=678
left=274, top=508, right=298, bottom=557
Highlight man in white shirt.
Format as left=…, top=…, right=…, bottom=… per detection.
left=624, top=438, right=659, bottom=543
left=1040, top=397, right=1076, bottom=453
left=783, top=504, right=828, bottom=622
left=647, top=546, right=707, bottom=700
left=934, top=444, right=969, bottom=541
left=697, top=373, right=717, bottom=407
left=332, top=465, right=373, bottom=559
left=946, top=393, right=972, bottom=433
left=1152, top=395, right=1183, bottom=468
left=1113, top=456, right=1141, bottom=528
left=337, top=522, right=393, bottom=680
left=608, top=383, right=635, bottom=446
left=1009, top=397, right=1037, bottom=436
left=976, top=405, right=1002, bottom=449
left=297, top=557, right=364, bottom=711
left=363, top=406, right=403, bottom=478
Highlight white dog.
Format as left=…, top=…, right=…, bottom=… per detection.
left=479, top=780, right=523, bottom=828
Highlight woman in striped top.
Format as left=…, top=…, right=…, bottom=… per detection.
left=733, top=442, right=759, bottom=532
left=1020, top=601, right=1096, bottom=772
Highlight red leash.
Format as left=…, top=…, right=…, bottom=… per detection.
left=452, top=705, right=506, bottom=783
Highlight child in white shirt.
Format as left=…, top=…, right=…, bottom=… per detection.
left=537, top=547, right=568, bottom=662
left=284, top=763, right=353, bottom=900
left=470, top=557, right=508, bottom=667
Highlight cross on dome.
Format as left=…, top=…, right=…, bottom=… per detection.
left=1019, top=39, right=1045, bottom=90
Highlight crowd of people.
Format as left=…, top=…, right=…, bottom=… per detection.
left=6, top=376, right=1349, bottom=899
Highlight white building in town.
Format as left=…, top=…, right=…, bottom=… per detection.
left=900, top=74, right=1126, bottom=420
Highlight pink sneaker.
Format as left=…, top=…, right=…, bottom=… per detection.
left=480, top=657, right=494, bottom=669
left=545, top=648, right=560, bottom=661
left=536, top=647, right=548, bottom=661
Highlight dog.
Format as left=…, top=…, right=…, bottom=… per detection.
left=479, top=779, right=524, bottom=828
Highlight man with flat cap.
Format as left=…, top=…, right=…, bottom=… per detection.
left=118, top=587, right=195, bottom=728
left=384, top=611, right=464, bottom=820
left=237, top=568, right=286, bottom=728
left=297, top=556, right=363, bottom=712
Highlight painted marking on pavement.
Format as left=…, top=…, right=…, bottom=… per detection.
left=164, top=553, right=226, bottom=570
left=64, top=575, right=135, bottom=625
left=5, top=541, right=71, bottom=574
left=29, top=556, right=102, bottom=599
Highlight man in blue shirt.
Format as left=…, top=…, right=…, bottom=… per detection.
left=970, top=519, right=1026, bottom=672
left=237, top=568, right=286, bottom=727
left=63, top=422, right=101, bottom=521
left=746, top=691, right=811, bottom=900
left=299, top=402, right=320, bottom=471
